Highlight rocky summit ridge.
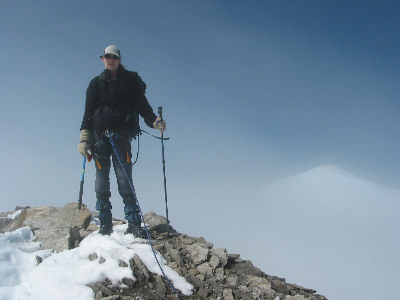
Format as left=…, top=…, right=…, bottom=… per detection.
left=0, top=203, right=327, bottom=300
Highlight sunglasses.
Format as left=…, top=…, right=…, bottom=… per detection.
left=103, top=54, right=119, bottom=59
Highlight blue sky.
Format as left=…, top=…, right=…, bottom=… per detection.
left=1, top=1, right=399, bottom=298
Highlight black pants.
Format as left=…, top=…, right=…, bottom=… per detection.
left=92, top=131, right=141, bottom=226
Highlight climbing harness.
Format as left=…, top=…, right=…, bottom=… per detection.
left=104, top=130, right=181, bottom=299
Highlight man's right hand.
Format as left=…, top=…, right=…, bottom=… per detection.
left=77, top=129, right=91, bottom=160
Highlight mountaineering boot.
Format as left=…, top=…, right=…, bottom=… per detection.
left=96, top=199, right=113, bottom=235
left=126, top=223, right=147, bottom=238
left=123, top=198, right=145, bottom=237
left=99, top=223, right=113, bottom=235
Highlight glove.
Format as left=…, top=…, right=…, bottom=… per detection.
left=153, top=117, right=166, bottom=132
left=77, top=129, right=91, bottom=159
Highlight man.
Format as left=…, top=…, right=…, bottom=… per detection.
left=78, top=45, right=166, bottom=237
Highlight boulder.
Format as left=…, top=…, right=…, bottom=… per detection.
left=1, top=202, right=93, bottom=252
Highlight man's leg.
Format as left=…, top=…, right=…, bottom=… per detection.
left=95, top=199, right=113, bottom=235
left=112, top=137, right=146, bottom=238
left=94, top=137, right=113, bottom=235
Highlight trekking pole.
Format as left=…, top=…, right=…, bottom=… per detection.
left=158, top=107, right=170, bottom=236
left=78, top=154, right=91, bottom=210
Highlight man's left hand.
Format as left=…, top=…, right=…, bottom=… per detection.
left=153, top=117, right=166, bottom=132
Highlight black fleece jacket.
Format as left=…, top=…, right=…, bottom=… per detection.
left=80, top=66, right=157, bottom=132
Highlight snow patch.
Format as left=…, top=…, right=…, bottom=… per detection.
left=0, top=224, right=193, bottom=300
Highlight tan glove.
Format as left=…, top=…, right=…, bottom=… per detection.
left=153, top=117, right=166, bottom=132
left=77, top=129, right=91, bottom=159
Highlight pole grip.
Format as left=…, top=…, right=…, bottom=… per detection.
left=158, top=106, right=163, bottom=120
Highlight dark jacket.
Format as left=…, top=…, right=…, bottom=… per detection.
left=80, top=66, right=157, bottom=137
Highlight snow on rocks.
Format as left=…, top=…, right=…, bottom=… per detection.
left=0, top=222, right=193, bottom=300
left=0, top=203, right=327, bottom=299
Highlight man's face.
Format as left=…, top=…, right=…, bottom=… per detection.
left=102, top=54, right=120, bottom=72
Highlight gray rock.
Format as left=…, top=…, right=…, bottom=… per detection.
left=153, top=275, right=167, bottom=294
left=235, top=260, right=263, bottom=277
left=17, top=203, right=92, bottom=252
left=144, top=211, right=177, bottom=234
left=102, top=296, right=120, bottom=300
left=122, top=277, right=135, bottom=288
left=197, top=262, right=213, bottom=275
left=184, top=243, right=209, bottom=265
left=226, top=275, right=238, bottom=286
left=272, top=279, right=289, bottom=294
left=119, top=260, right=128, bottom=268
left=0, top=208, right=28, bottom=233
left=210, top=248, right=228, bottom=268
left=164, top=244, right=184, bottom=267
left=130, top=254, right=151, bottom=282
left=285, top=295, right=308, bottom=300
left=223, top=289, right=234, bottom=300
left=94, top=290, right=102, bottom=300
left=209, top=254, right=220, bottom=270
left=96, top=282, right=113, bottom=296
left=242, top=275, right=275, bottom=299
left=35, top=255, right=43, bottom=265
left=89, top=253, right=98, bottom=261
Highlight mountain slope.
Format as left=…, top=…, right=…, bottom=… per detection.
left=251, top=165, right=400, bottom=300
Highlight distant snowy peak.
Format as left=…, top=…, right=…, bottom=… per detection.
left=271, top=164, right=391, bottom=190
left=284, top=164, right=364, bottom=183
left=264, top=164, right=400, bottom=206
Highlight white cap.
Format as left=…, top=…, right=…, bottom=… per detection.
left=100, top=45, right=120, bottom=58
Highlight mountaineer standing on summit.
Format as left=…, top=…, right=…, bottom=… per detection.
left=77, top=45, right=166, bottom=237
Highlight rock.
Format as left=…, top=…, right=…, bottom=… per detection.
left=241, top=275, right=275, bottom=299
left=35, top=255, right=43, bottom=265
left=228, top=253, right=240, bottom=260
left=226, top=275, right=238, bottom=286
left=272, top=279, right=289, bottom=294
left=119, top=260, right=128, bottom=267
left=14, top=203, right=92, bottom=252
left=210, top=248, right=228, bottom=267
left=143, top=211, right=177, bottom=234
left=94, top=290, right=102, bottom=300
left=234, top=260, right=263, bottom=277
left=164, top=244, right=184, bottom=267
left=68, top=225, right=82, bottom=249
left=96, top=282, right=113, bottom=296
left=209, top=254, right=220, bottom=270
left=184, top=243, right=209, bottom=265
left=285, top=295, right=308, bottom=300
left=122, top=277, right=135, bottom=288
left=189, top=269, right=198, bottom=275
left=130, top=254, right=151, bottom=282
left=223, top=289, right=234, bottom=300
left=288, top=283, right=317, bottom=294
left=0, top=207, right=28, bottom=233
left=153, top=275, right=167, bottom=294
left=178, top=234, right=197, bottom=245
left=102, top=296, right=120, bottom=300
left=197, top=262, right=213, bottom=275
left=89, top=253, right=98, bottom=261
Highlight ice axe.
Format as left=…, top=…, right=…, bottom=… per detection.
left=158, top=106, right=170, bottom=236
left=78, top=154, right=91, bottom=210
